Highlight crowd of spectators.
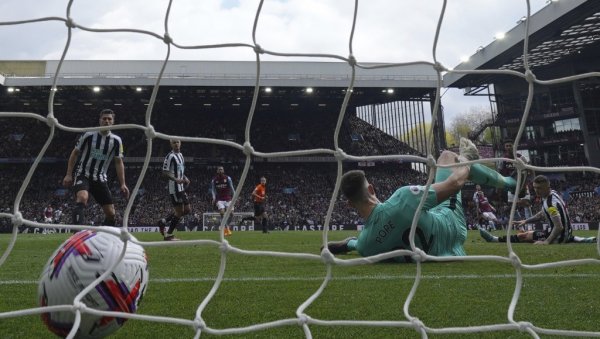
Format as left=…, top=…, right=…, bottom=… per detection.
left=0, top=162, right=427, bottom=231
left=3, top=159, right=600, bottom=233
left=3, top=110, right=599, bottom=233
left=0, top=109, right=418, bottom=160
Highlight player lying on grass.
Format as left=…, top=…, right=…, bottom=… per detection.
left=324, top=138, right=521, bottom=262
left=479, top=174, right=597, bottom=244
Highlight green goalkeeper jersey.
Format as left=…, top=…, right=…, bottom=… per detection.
left=354, top=169, right=467, bottom=262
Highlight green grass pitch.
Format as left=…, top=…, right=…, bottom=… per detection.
left=1, top=230, right=599, bottom=338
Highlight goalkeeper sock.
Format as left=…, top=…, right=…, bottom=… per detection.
left=72, top=202, right=86, bottom=225
left=262, top=218, right=268, bottom=233
left=168, top=216, right=181, bottom=235
left=468, top=163, right=516, bottom=191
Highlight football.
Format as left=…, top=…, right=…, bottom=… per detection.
left=38, top=228, right=149, bottom=338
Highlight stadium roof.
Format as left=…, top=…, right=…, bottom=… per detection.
left=0, top=60, right=440, bottom=112
left=444, top=0, right=600, bottom=91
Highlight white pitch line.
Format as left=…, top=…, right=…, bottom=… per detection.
left=2, top=273, right=600, bottom=285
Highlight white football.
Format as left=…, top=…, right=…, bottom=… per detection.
left=38, top=227, right=149, bottom=338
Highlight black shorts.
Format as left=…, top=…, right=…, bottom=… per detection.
left=170, top=191, right=189, bottom=206
left=254, top=202, right=265, bottom=216
left=532, top=229, right=549, bottom=241
left=73, top=176, right=113, bottom=206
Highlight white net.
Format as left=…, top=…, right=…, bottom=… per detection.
left=1, top=1, right=600, bottom=338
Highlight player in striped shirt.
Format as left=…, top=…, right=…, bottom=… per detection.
left=62, top=109, right=129, bottom=227
left=157, top=139, right=190, bottom=241
left=480, top=175, right=596, bottom=244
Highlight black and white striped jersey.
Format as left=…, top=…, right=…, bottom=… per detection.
left=162, top=151, right=185, bottom=194
left=74, top=131, right=123, bottom=182
left=542, top=189, right=572, bottom=243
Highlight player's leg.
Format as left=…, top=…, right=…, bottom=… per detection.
left=164, top=204, right=184, bottom=241
left=480, top=228, right=535, bottom=243
left=256, top=204, right=268, bottom=233
left=217, top=201, right=232, bottom=236
left=100, top=204, right=117, bottom=226
left=165, top=192, right=189, bottom=240
left=94, top=181, right=117, bottom=226
left=458, top=138, right=518, bottom=191
left=261, top=211, right=269, bottom=233
left=571, top=235, right=597, bottom=243
left=72, top=177, right=90, bottom=225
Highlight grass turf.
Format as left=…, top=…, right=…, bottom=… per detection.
left=0, top=229, right=599, bottom=338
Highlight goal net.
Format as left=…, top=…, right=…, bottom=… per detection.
left=1, top=1, right=600, bottom=338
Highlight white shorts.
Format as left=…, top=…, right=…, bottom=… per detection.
left=481, top=212, right=497, bottom=221
left=216, top=200, right=233, bottom=211
left=44, top=217, right=53, bottom=223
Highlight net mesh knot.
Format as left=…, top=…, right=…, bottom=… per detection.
left=119, top=228, right=132, bottom=242
left=64, top=18, right=76, bottom=28
left=334, top=149, right=346, bottom=161
left=11, top=212, right=23, bottom=227
left=509, top=252, right=522, bottom=267
left=46, top=115, right=58, bottom=128
left=162, top=33, right=173, bottom=44
left=145, top=125, right=157, bottom=140
left=243, top=141, right=255, bottom=156
left=194, top=318, right=206, bottom=331
left=525, top=70, right=536, bottom=82
left=320, top=248, right=336, bottom=264
left=411, top=248, right=427, bottom=263
left=253, top=44, right=264, bottom=54
left=219, top=240, right=230, bottom=253
left=517, top=321, right=533, bottom=332
left=347, top=55, right=357, bottom=66
left=433, top=61, right=445, bottom=72
left=410, top=317, right=425, bottom=331
left=297, top=314, right=309, bottom=326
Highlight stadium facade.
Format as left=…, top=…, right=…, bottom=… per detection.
left=445, top=0, right=600, bottom=168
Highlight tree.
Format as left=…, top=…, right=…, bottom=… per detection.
left=446, top=106, right=497, bottom=144
left=399, top=122, right=454, bottom=155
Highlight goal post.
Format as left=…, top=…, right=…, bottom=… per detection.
left=202, top=212, right=255, bottom=231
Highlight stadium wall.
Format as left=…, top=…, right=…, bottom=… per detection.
left=9, top=222, right=599, bottom=235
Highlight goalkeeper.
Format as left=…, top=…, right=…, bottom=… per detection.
left=325, top=138, right=520, bottom=262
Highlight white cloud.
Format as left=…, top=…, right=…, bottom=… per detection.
left=1, top=0, right=550, bottom=120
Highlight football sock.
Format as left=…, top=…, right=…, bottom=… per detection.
left=165, top=213, right=175, bottom=223
left=167, top=216, right=181, bottom=235
left=262, top=218, right=268, bottom=232
left=72, top=202, right=86, bottom=225
left=468, top=163, right=516, bottom=191
left=102, top=218, right=116, bottom=227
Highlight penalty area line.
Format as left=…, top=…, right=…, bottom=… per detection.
left=2, top=273, right=600, bottom=285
